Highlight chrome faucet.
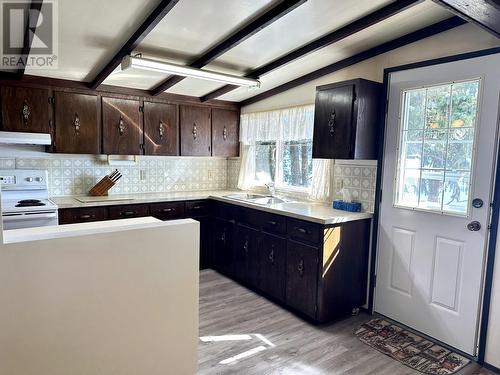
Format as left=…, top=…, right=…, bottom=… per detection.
left=265, top=182, right=276, bottom=197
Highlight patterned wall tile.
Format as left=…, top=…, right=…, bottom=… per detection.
left=1, top=156, right=229, bottom=197
left=333, top=162, right=377, bottom=212
left=227, top=158, right=241, bottom=189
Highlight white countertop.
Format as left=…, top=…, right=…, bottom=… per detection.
left=51, top=191, right=373, bottom=225
left=2, top=217, right=189, bottom=244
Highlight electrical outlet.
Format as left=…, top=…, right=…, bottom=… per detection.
left=140, top=170, right=146, bottom=181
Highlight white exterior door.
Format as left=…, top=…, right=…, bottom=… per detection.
left=375, top=53, right=500, bottom=355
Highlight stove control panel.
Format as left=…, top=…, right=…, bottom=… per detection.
left=0, top=175, right=16, bottom=185
left=0, top=170, right=49, bottom=190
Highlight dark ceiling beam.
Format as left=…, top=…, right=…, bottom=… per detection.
left=16, top=0, right=44, bottom=77
left=432, top=0, right=500, bottom=38
left=150, top=0, right=307, bottom=96
left=240, top=16, right=467, bottom=107
left=200, top=0, right=423, bottom=102
left=88, top=0, right=179, bottom=89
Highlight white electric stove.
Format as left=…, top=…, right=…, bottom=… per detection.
left=0, top=170, right=58, bottom=230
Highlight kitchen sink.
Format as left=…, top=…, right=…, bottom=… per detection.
left=223, top=193, right=294, bottom=205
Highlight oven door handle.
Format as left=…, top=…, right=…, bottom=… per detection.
left=2, top=212, right=58, bottom=221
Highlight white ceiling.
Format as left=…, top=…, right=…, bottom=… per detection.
left=19, top=0, right=456, bottom=102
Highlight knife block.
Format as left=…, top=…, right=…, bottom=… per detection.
left=89, top=176, right=115, bottom=196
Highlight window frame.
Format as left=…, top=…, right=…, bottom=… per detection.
left=392, top=77, right=483, bottom=218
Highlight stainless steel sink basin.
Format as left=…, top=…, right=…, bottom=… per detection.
left=223, top=193, right=294, bottom=205
left=223, top=193, right=267, bottom=201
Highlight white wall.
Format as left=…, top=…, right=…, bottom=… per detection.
left=240, top=23, right=500, bottom=366
left=0, top=219, right=200, bottom=375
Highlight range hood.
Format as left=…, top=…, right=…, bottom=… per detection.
left=0, top=131, right=52, bottom=145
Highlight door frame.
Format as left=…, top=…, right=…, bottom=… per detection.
left=369, top=46, right=500, bottom=364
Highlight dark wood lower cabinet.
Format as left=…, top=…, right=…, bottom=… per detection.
left=58, top=199, right=370, bottom=322
left=286, top=240, right=319, bottom=319
left=258, top=232, right=286, bottom=302
left=234, top=224, right=259, bottom=286
left=212, top=218, right=234, bottom=276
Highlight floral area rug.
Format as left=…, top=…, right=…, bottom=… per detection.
left=355, top=318, right=470, bottom=374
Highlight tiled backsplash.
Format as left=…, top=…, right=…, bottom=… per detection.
left=227, top=158, right=241, bottom=189
left=0, top=156, right=228, bottom=196
left=333, top=161, right=377, bottom=212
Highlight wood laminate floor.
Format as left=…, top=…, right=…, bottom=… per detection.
left=198, top=270, right=494, bottom=375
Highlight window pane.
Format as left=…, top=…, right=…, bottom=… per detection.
left=418, top=170, right=444, bottom=210
left=451, top=81, right=479, bottom=128
left=281, top=140, right=312, bottom=188
left=395, top=79, right=480, bottom=216
left=443, top=172, right=470, bottom=214
left=255, top=142, right=275, bottom=183
left=406, top=89, right=426, bottom=130
left=426, top=85, right=451, bottom=129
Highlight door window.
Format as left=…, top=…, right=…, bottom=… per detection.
left=394, top=79, right=480, bottom=215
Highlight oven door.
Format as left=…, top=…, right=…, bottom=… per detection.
left=2, top=211, right=59, bottom=230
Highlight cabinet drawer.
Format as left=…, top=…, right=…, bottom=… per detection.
left=150, top=202, right=185, bottom=220
left=108, top=204, right=149, bottom=220
left=237, top=206, right=260, bottom=229
left=213, top=201, right=236, bottom=221
left=260, top=211, right=286, bottom=236
left=59, top=207, right=107, bottom=224
left=287, top=218, right=321, bottom=245
left=185, top=200, right=209, bottom=217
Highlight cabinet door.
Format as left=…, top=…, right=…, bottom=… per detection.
left=54, top=92, right=99, bottom=154
left=212, top=218, right=234, bottom=276
left=0, top=86, right=49, bottom=133
left=143, top=101, right=179, bottom=155
left=234, top=224, right=259, bottom=286
left=197, top=216, right=211, bottom=270
left=312, top=84, right=354, bottom=159
left=180, top=105, right=211, bottom=156
left=102, top=97, right=142, bottom=155
left=211, top=108, right=239, bottom=157
left=286, top=240, right=319, bottom=319
left=258, top=233, right=286, bottom=302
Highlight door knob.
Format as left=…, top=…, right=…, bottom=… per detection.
left=467, top=221, right=481, bottom=231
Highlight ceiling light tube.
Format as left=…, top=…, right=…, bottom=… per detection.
left=121, top=55, right=260, bottom=88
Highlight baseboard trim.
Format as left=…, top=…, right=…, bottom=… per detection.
left=484, top=362, right=500, bottom=374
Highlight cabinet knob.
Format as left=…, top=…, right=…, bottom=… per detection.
left=243, top=239, right=249, bottom=253
left=328, top=110, right=336, bottom=136
left=192, top=123, right=198, bottom=140
left=74, top=113, right=81, bottom=135
left=22, top=100, right=31, bottom=126
left=159, top=120, right=165, bottom=139
left=118, top=117, right=125, bottom=135
left=223, top=126, right=228, bottom=141
left=268, top=249, right=275, bottom=264
left=297, top=259, right=304, bottom=276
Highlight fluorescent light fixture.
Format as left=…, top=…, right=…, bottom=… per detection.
left=0, top=131, right=51, bottom=145
left=121, top=55, right=260, bottom=88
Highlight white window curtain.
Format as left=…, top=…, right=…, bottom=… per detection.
left=238, top=105, right=333, bottom=201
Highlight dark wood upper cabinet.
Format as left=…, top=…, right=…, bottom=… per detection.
left=54, top=92, right=100, bottom=154
left=211, top=108, right=239, bottom=157
left=102, top=97, right=142, bottom=155
left=180, top=105, right=211, bottom=156
left=143, top=101, right=179, bottom=156
left=0, top=86, right=49, bottom=133
left=313, top=78, right=381, bottom=160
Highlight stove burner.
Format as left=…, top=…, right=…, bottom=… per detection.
left=15, top=199, right=46, bottom=207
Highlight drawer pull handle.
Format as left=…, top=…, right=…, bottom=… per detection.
left=78, top=214, right=94, bottom=220
left=159, top=120, right=165, bottom=139
left=268, top=249, right=274, bottom=264
left=223, top=126, right=228, bottom=140
left=267, top=220, right=277, bottom=226
left=192, top=206, right=202, bottom=210
left=296, top=227, right=309, bottom=234
left=243, top=239, right=249, bottom=253
left=162, top=208, right=174, bottom=213
left=192, top=123, right=197, bottom=139
left=118, top=117, right=125, bottom=135
left=221, top=231, right=226, bottom=243
left=297, top=259, right=304, bottom=276
left=121, top=211, right=136, bottom=216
